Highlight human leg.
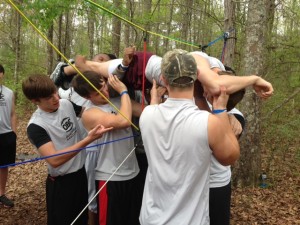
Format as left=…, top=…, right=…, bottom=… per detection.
left=0, top=168, right=8, bottom=196
left=85, top=151, right=99, bottom=225
left=46, top=167, right=88, bottom=225
left=0, top=168, right=14, bottom=208
left=0, top=132, right=16, bottom=207
left=97, top=178, right=139, bottom=225
left=209, top=181, right=231, bottom=225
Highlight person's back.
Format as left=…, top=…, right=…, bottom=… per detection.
left=140, top=98, right=211, bottom=224
left=139, top=49, right=240, bottom=225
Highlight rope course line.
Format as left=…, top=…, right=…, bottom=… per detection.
left=0, top=134, right=138, bottom=169
left=5, top=1, right=236, bottom=224
left=201, top=28, right=234, bottom=52
left=6, top=0, right=139, bottom=131
left=70, top=145, right=137, bottom=225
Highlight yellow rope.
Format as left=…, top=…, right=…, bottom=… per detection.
left=6, top=0, right=139, bottom=131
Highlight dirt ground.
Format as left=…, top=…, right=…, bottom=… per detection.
left=0, top=115, right=299, bottom=225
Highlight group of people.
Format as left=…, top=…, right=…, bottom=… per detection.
left=0, top=46, right=274, bottom=225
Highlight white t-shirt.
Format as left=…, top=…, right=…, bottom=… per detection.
left=139, top=98, right=211, bottom=225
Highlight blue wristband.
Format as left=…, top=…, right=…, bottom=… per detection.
left=120, top=90, right=128, bottom=96
left=212, top=109, right=227, bottom=114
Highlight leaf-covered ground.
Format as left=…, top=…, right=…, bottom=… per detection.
left=0, top=114, right=299, bottom=225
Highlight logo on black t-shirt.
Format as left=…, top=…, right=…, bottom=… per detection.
left=61, top=117, right=73, bottom=132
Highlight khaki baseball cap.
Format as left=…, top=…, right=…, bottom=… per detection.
left=161, top=49, right=197, bottom=87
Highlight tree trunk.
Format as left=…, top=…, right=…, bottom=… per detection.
left=223, top=0, right=236, bottom=67
left=232, top=0, right=268, bottom=187
left=13, top=0, right=21, bottom=87
left=180, top=0, right=193, bottom=49
left=47, top=23, right=54, bottom=75
left=57, top=14, right=63, bottom=61
left=112, top=0, right=122, bottom=56
left=163, top=0, right=175, bottom=50
left=63, top=11, right=74, bottom=60
left=88, top=7, right=95, bottom=58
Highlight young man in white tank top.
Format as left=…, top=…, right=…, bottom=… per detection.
left=139, top=49, right=240, bottom=225
left=72, top=71, right=141, bottom=225
left=22, top=75, right=111, bottom=225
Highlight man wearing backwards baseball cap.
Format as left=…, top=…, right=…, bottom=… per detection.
left=139, top=49, right=240, bottom=225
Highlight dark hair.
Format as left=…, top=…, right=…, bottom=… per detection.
left=71, top=71, right=105, bottom=98
left=224, top=65, right=236, bottom=75
left=22, top=74, right=57, bottom=100
left=217, top=69, right=245, bottom=111
left=105, top=53, right=117, bottom=60
left=0, top=64, right=5, bottom=74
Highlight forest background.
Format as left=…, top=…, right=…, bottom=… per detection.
left=0, top=0, right=299, bottom=224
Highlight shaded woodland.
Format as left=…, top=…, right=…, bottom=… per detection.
left=0, top=0, right=299, bottom=224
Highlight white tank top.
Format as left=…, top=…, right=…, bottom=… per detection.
left=87, top=97, right=139, bottom=181
left=28, top=99, right=86, bottom=176
left=0, top=85, right=14, bottom=134
left=139, top=98, right=211, bottom=225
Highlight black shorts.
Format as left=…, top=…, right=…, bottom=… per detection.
left=97, top=176, right=140, bottom=225
left=0, top=131, right=17, bottom=166
left=46, top=166, right=88, bottom=225
left=209, top=181, right=231, bottom=225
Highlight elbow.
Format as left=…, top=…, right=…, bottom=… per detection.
left=119, top=119, right=131, bottom=129
left=219, top=145, right=240, bottom=166
left=47, top=160, right=61, bottom=168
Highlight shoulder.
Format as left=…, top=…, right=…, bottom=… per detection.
left=140, top=105, right=158, bottom=120
left=83, top=106, right=105, bottom=118
left=27, top=123, right=51, bottom=148
left=3, top=85, right=13, bottom=93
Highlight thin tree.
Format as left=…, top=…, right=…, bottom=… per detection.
left=223, top=0, right=236, bottom=67
left=232, top=0, right=270, bottom=187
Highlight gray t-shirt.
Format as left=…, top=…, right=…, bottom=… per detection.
left=0, top=85, right=14, bottom=134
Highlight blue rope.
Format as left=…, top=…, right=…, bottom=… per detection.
left=220, top=32, right=229, bottom=63
left=0, top=134, right=139, bottom=169
left=201, top=28, right=234, bottom=52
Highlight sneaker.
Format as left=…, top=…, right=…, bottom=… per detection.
left=50, top=62, right=67, bottom=87
left=68, top=58, right=75, bottom=64
left=0, top=195, right=14, bottom=208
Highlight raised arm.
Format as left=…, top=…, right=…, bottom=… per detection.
left=191, top=52, right=274, bottom=99
left=208, top=86, right=240, bottom=166
left=82, top=75, right=132, bottom=131
left=75, top=46, right=136, bottom=79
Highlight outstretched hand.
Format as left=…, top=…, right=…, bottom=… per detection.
left=253, top=77, right=274, bottom=99
left=87, top=124, right=113, bottom=142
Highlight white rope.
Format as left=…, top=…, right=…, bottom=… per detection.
left=70, top=145, right=137, bottom=225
